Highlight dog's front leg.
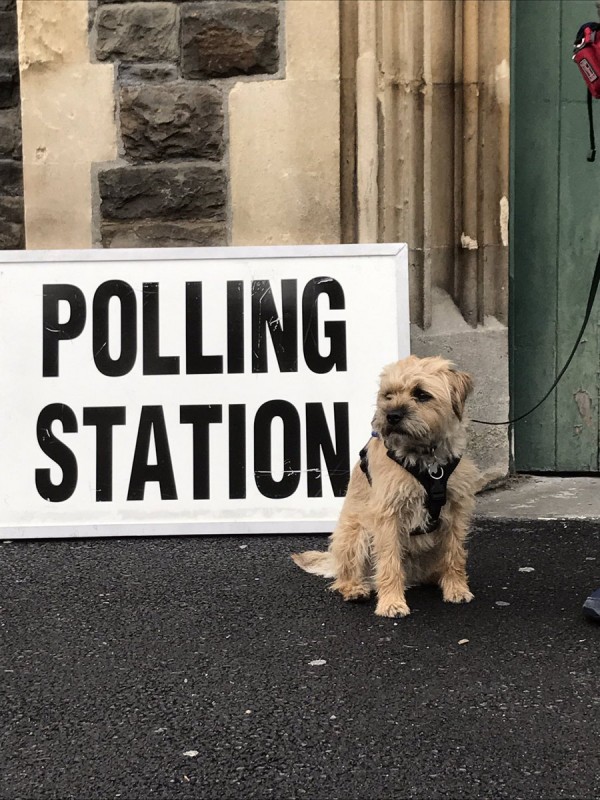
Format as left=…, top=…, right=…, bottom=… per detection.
left=436, top=513, right=474, bottom=604
left=371, top=515, right=410, bottom=618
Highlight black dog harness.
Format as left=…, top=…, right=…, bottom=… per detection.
left=359, top=435, right=460, bottom=536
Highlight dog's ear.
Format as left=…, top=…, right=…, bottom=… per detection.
left=448, top=368, right=473, bottom=420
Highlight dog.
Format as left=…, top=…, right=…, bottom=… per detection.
left=292, top=355, right=479, bottom=618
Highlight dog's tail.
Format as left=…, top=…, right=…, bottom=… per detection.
left=291, top=550, right=337, bottom=578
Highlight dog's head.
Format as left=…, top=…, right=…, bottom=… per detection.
left=371, top=355, right=473, bottom=460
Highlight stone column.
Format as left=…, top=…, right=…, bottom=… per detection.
left=229, top=0, right=341, bottom=245
left=16, top=0, right=117, bottom=248
left=339, top=0, right=511, bottom=484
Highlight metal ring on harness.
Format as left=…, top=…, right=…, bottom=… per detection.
left=428, top=464, right=444, bottom=480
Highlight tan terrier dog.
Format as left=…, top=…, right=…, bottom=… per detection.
left=292, top=355, right=479, bottom=618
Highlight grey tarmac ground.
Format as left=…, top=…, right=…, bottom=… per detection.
left=1, top=477, right=600, bottom=800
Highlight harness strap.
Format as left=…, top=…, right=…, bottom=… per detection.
left=358, top=438, right=461, bottom=535
left=387, top=450, right=461, bottom=533
left=359, top=445, right=372, bottom=485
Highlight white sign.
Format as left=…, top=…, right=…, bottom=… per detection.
left=0, top=244, right=409, bottom=538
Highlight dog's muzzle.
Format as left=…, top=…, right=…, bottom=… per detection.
left=386, top=406, right=409, bottom=430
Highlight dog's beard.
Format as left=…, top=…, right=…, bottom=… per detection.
left=381, top=416, right=430, bottom=446
left=373, top=410, right=464, bottom=468
left=374, top=413, right=432, bottom=456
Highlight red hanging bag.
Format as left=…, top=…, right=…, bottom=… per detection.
left=573, top=21, right=600, bottom=161
left=573, top=22, right=600, bottom=98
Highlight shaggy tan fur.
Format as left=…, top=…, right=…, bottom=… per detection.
left=292, top=355, right=480, bottom=618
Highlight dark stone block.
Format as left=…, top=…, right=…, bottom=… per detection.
left=0, top=193, right=22, bottom=221
left=0, top=159, right=22, bottom=196
left=181, top=2, right=279, bottom=79
left=0, top=107, right=21, bottom=159
left=0, top=218, right=23, bottom=248
left=120, top=82, right=224, bottom=162
left=101, top=218, right=226, bottom=248
left=0, top=58, right=19, bottom=109
left=118, top=62, right=179, bottom=84
left=0, top=0, right=16, bottom=12
left=96, top=3, right=179, bottom=63
left=0, top=11, right=17, bottom=55
left=0, top=195, right=24, bottom=248
left=99, top=163, right=226, bottom=221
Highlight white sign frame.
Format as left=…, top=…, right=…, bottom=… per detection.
left=0, top=244, right=409, bottom=539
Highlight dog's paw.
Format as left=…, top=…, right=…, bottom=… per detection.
left=442, top=585, right=474, bottom=604
left=331, top=580, right=371, bottom=601
left=375, top=598, right=411, bottom=618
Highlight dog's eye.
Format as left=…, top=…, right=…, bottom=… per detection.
left=382, top=392, right=394, bottom=401
left=412, top=388, right=433, bottom=403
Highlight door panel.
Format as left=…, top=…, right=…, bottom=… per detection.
left=512, top=0, right=600, bottom=471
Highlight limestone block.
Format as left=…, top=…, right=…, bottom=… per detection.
left=285, top=0, right=340, bottom=80
left=230, top=79, right=340, bottom=245
left=99, top=163, right=226, bottom=221
left=0, top=106, right=21, bottom=158
left=19, top=66, right=117, bottom=165
left=229, top=0, right=340, bottom=246
left=120, top=82, right=224, bottom=162
left=96, top=3, right=179, bottom=63
left=22, top=161, right=94, bottom=248
left=18, top=0, right=90, bottom=67
left=181, top=2, right=279, bottom=78
left=17, top=0, right=117, bottom=247
left=101, top=219, right=226, bottom=248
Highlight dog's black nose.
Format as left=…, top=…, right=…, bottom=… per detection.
left=386, top=409, right=405, bottom=426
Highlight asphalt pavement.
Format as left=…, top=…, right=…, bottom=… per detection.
left=2, top=518, right=600, bottom=800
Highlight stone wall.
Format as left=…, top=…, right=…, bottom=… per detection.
left=0, top=0, right=23, bottom=249
left=91, top=0, right=281, bottom=248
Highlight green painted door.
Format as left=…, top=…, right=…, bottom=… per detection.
left=512, top=0, right=600, bottom=471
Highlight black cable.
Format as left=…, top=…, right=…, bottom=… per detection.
left=588, top=89, right=596, bottom=162
left=472, top=246, right=600, bottom=426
